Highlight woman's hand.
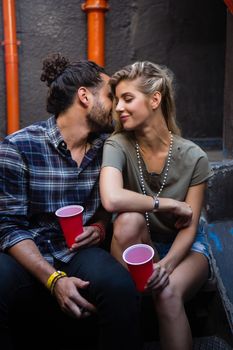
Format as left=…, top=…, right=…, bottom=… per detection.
left=172, top=200, right=193, bottom=229
left=145, top=263, right=169, bottom=294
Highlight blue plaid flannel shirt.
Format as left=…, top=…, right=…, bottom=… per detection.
left=0, top=116, right=108, bottom=264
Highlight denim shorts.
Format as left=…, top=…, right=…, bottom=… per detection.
left=153, top=223, right=213, bottom=279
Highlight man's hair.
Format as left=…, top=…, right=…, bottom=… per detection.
left=40, top=53, right=106, bottom=116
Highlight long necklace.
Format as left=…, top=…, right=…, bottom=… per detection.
left=135, top=131, right=173, bottom=232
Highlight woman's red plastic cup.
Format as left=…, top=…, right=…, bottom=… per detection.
left=122, top=244, right=154, bottom=292
left=55, top=205, right=84, bottom=248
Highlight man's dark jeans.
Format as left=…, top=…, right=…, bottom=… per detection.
left=0, top=247, right=142, bottom=350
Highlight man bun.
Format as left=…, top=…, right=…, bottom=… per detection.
left=40, top=53, right=70, bottom=87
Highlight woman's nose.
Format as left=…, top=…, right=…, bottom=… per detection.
left=116, top=101, right=124, bottom=112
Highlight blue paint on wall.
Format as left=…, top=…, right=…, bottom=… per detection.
left=208, top=231, right=223, bottom=252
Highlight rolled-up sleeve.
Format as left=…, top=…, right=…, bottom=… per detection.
left=0, top=141, right=33, bottom=250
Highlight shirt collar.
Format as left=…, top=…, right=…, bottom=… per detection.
left=46, top=115, right=64, bottom=149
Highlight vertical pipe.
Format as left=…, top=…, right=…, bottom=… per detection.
left=81, top=0, right=109, bottom=67
left=2, top=0, right=20, bottom=134
left=224, top=0, right=233, bottom=15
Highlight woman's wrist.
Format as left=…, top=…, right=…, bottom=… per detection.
left=151, top=196, right=160, bottom=212
left=161, top=258, right=175, bottom=275
left=155, top=198, right=177, bottom=212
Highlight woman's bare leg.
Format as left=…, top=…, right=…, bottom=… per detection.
left=111, top=212, right=158, bottom=266
left=153, top=252, right=209, bottom=350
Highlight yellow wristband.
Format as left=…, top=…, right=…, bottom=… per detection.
left=46, top=270, right=67, bottom=290
left=50, top=274, right=67, bottom=295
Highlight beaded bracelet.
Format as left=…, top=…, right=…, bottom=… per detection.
left=90, top=222, right=106, bottom=242
left=46, top=270, right=67, bottom=294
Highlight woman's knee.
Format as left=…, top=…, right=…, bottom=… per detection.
left=154, top=283, right=183, bottom=317
left=113, top=212, right=147, bottom=244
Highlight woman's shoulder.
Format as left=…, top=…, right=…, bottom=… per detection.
left=105, top=132, right=134, bottom=148
left=174, top=135, right=208, bottom=159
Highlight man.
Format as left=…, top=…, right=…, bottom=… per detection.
left=0, top=53, right=142, bottom=350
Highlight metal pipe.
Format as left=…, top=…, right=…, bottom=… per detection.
left=2, top=0, right=20, bottom=134
left=81, top=0, right=109, bottom=67
left=224, top=0, right=233, bottom=14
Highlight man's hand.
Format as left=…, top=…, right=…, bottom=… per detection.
left=70, top=226, right=103, bottom=250
left=53, top=276, right=96, bottom=319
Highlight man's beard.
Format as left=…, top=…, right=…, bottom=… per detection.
left=87, top=101, right=114, bottom=133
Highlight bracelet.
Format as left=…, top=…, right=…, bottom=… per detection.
left=46, top=270, right=67, bottom=294
left=50, top=274, right=66, bottom=295
left=152, top=196, right=160, bottom=212
left=90, top=222, right=106, bottom=242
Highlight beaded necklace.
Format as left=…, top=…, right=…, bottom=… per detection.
left=135, top=131, right=173, bottom=233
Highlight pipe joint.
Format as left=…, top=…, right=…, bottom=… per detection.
left=1, top=40, right=21, bottom=46
left=81, top=0, right=109, bottom=12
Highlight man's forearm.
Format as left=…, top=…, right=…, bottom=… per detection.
left=8, top=239, right=56, bottom=286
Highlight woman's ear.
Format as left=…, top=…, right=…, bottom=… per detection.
left=151, top=91, right=162, bottom=110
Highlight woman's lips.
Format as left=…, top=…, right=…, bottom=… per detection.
left=120, top=115, right=129, bottom=122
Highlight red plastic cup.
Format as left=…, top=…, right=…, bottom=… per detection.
left=55, top=205, right=84, bottom=248
left=122, top=244, right=154, bottom=292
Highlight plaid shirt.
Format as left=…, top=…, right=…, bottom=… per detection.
left=0, top=116, right=108, bottom=264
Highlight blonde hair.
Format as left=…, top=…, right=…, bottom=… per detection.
left=110, top=61, right=181, bottom=135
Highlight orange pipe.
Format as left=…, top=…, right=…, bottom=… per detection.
left=224, top=0, right=233, bottom=14
left=81, top=0, right=109, bottom=67
left=2, top=0, right=20, bottom=134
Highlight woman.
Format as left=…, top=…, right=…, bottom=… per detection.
left=100, top=61, right=213, bottom=350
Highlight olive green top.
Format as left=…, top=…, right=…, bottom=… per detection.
left=102, top=132, right=213, bottom=242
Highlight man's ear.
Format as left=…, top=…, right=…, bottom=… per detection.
left=151, top=91, right=162, bottom=110
left=77, top=87, right=91, bottom=107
